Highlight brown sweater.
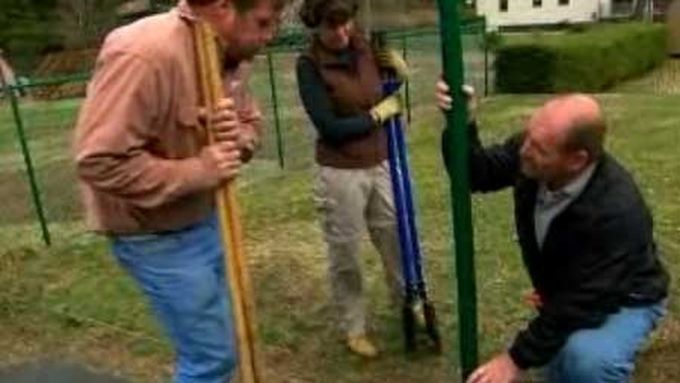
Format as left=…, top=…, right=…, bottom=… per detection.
left=73, top=1, right=261, bottom=235
left=298, top=33, right=388, bottom=169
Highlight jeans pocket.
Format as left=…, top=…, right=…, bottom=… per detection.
left=116, top=233, right=164, bottom=243
left=112, top=233, right=180, bottom=261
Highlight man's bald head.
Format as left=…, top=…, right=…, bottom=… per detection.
left=539, top=94, right=607, bottom=162
left=521, top=94, right=607, bottom=187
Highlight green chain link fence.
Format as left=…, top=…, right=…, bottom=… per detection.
left=0, top=21, right=490, bottom=253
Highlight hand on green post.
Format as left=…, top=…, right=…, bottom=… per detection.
left=436, top=79, right=477, bottom=122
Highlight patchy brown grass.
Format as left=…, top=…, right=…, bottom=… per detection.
left=1, top=49, right=679, bottom=382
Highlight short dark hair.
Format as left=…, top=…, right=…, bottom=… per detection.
left=187, top=0, right=289, bottom=12
left=187, top=0, right=217, bottom=5
left=562, top=117, right=606, bottom=161
left=299, top=0, right=359, bottom=28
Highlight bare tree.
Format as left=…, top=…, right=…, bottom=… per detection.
left=57, top=0, right=123, bottom=49
left=279, top=0, right=304, bottom=29
left=632, top=0, right=655, bottom=20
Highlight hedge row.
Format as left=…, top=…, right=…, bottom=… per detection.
left=495, top=23, right=667, bottom=93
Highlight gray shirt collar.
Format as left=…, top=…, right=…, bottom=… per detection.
left=534, top=162, right=597, bottom=249
left=537, top=163, right=597, bottom=207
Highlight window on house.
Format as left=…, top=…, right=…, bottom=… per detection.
left=499, top=0, right=508, bottom=12
left=559, top=0, right=570, bottom=5
left=533, top=0, right=542, bottom=7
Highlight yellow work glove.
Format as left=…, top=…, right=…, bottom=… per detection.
left=376, top=49, right=410, bottom=81
left=370, top=93, right=403, bottom=125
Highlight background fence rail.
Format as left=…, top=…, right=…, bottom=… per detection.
left=0, top=23, right=490, bottom=252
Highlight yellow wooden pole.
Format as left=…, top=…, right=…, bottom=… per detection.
left=193, top=21, right=262, bottom=383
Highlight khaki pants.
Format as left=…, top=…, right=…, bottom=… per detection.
left=314, top=161, right=403, bottom=337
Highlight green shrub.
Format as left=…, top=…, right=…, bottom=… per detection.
left=482, top=31, right=504, bottom=51
left=495, top=23, right=667, bottom=93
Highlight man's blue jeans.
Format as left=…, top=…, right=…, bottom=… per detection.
left=111, top=214, right=236, bottom=383
left=547, top=302, right=666, bottom=383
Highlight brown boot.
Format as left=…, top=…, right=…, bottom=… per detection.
left=346, top=334, right=379, bottom=358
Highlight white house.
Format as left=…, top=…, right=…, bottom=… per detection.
left=476, top=0, right=638, bottom=30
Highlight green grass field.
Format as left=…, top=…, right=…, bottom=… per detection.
left=1, top=48, right=678, bottom=382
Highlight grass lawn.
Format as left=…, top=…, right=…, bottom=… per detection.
left=0, top=50, right=678, bottom=382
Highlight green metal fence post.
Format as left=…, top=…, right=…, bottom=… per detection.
left=483, top=19, right=490, bottom=97
left=266, top=51, right=285, bottom=169
left=436, top=0, right=478, bottom=380
left=401, top=33, right=412, bottom=124
left=5, top=84, right=52, bottom=246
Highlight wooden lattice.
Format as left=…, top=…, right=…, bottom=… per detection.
left=30, top=49, right=98, bottom=100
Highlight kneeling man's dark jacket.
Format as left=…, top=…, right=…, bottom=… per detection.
left=442, top=124, right=669, bottom=369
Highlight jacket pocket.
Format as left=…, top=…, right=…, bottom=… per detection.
left=174, top=104, right=206, bottom=156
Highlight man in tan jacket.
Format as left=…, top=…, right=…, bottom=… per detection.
left=73, top=1, right=288, bottom=382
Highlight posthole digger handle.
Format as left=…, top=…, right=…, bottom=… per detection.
left=372, top=32, right=416, bottom=289
left=390, top=108, right=443, bottom=353
left=193, top=21, right=262, bottom=383
left=384, top=94, right=419, bottom=352
left=373, top=31, right=441, bottom=353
